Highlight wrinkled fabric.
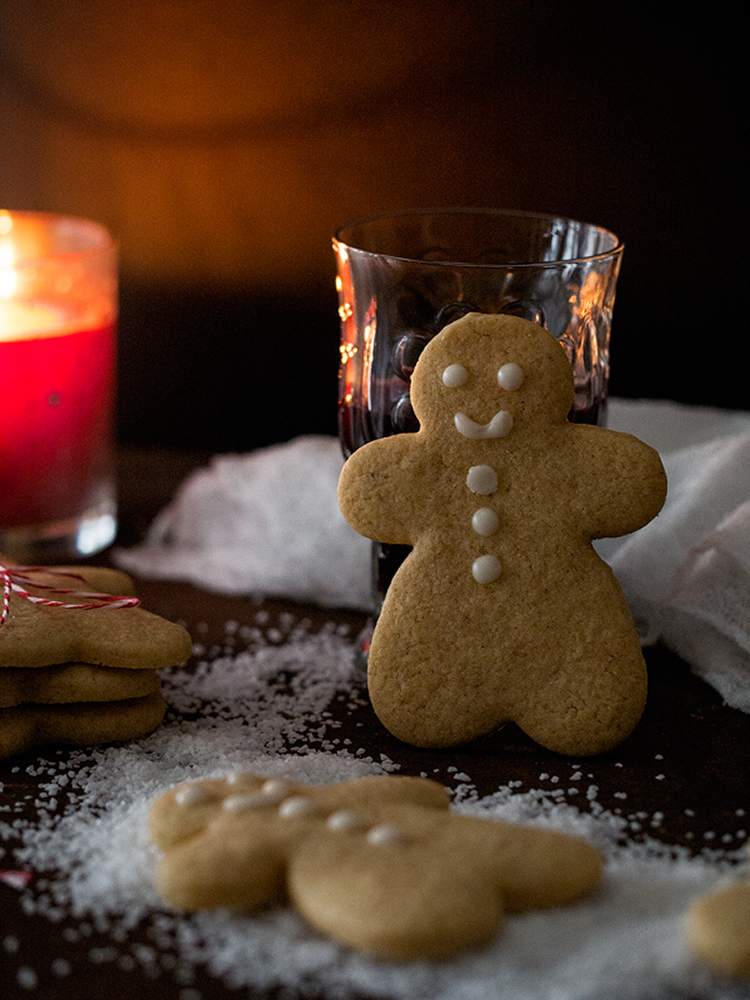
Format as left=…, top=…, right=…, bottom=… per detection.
left=597, top=401, right=750, bottom=712
left=117, top=400, right=750, bottom=711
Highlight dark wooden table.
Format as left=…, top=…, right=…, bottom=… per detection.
left=2, top=449, right=750, bottom=999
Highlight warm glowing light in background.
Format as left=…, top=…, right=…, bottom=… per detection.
left=0, top=213, right=73, bottom=339
left=0, top=212, right=18, bottom=298
left=334, top=239, right=378, bottom=413
left=335, top=239, right=358, bottom=406
left=0, top=261, right=18, bottom=298
left=361, top=298, right=377, bottom=413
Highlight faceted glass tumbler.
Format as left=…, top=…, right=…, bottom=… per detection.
left=333, top=208, right=623, bottom=605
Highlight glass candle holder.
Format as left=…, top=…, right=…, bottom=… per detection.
left=334, top=208, right=624, bottom=606
left=0, top=210, right=118, bottom=561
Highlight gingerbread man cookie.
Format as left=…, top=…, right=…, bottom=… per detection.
left=338, top=314, right=667, bottom=756
left=149, top=772, right=603, bottom=960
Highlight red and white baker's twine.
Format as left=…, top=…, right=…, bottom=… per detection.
left=0, top=564, right=140, bottom=626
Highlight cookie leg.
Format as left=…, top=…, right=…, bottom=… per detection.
left=367, top=658, right=511, bottom=748
left=512, top=653, right=647, bottom=756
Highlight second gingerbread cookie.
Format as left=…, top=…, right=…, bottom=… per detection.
left=338, top=314, right=667, bottom=755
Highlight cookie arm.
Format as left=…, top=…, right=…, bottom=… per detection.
left=572, top=426, right=667, bottom=539
left=155, top=831, right=287, bottom=911
left=337, top=435, right=421, bottom=544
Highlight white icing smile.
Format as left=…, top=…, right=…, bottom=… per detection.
left=454, top=410, right=513, bottom=439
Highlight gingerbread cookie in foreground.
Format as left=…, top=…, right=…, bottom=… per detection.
left=0, top=559, right=192, bottom=758
left=149, top=772, right=603, bottom=960
left=338, top=314, right=667, bottom=756
left=686, top=845, right=750, bottom=978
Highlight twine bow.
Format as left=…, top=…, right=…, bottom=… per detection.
left=0, top=564, right=140, bottom=626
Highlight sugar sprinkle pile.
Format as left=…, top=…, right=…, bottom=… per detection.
left=1, top=609, right=748, bottom=1000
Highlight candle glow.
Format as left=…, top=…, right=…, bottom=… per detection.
left=0, top=300, right=64, bottom=340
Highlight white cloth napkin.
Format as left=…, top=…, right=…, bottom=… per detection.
left=116, top=436, right=374, bottom=611
left=116, top=400, right=750, bottom=711
left=596, top=400, right=750, bottom=712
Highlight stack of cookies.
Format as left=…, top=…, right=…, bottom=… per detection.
left=0, top=559, right=193, bottom=759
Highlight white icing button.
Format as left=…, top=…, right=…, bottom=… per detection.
left=175, top=785, right=210, bottom=806
left=472, top=554, right=502, bottom=584
left=326, top=810, right=363, bottom=832
left=466, top=465, right=498, bottom=494
left=261, top=779, right=292, bottom=801
left=278, top=795, right=318, bottom=819
left=442, top=363, right=469, bottom=387
left=472, top=507, right=499, bottom=536
left=366, top=823, right=407, bottom=846
left=497, top=363, right=524, bottom=390
left=222, top=779, right=289, bottom=810
left=454, top=410, right=513, bottom=439
left=222, top=792, right=271, bottom=811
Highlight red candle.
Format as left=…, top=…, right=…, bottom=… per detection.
left=0, top=308, right=115, bottom=528
left=0, top=211, right=117, bottom=558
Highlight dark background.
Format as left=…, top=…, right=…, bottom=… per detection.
left=0, top=2, right=741, bottom=455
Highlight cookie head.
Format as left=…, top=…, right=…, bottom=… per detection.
left=410, top=313, right=574, bottom=435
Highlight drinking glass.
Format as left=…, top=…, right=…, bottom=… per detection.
left=334, top=208, right=623, bottom=605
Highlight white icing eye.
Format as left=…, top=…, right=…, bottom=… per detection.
left=472, top=554, right=502, bottom=584
left=472, top=508, right=499, bottom=536
left=497, top=363, right=524, bottom=390
left=442, top=364, right=469, bottom=387
left=466, top=465, right=498, bottom=495
left=222, top=779, right=289, bottom=810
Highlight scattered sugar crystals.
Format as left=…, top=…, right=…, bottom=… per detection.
left=2, top=611, right=749, bottom=1000
left=3, top=933, right=19, bottom=952
left=16, top=966, right=38, bottom=989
